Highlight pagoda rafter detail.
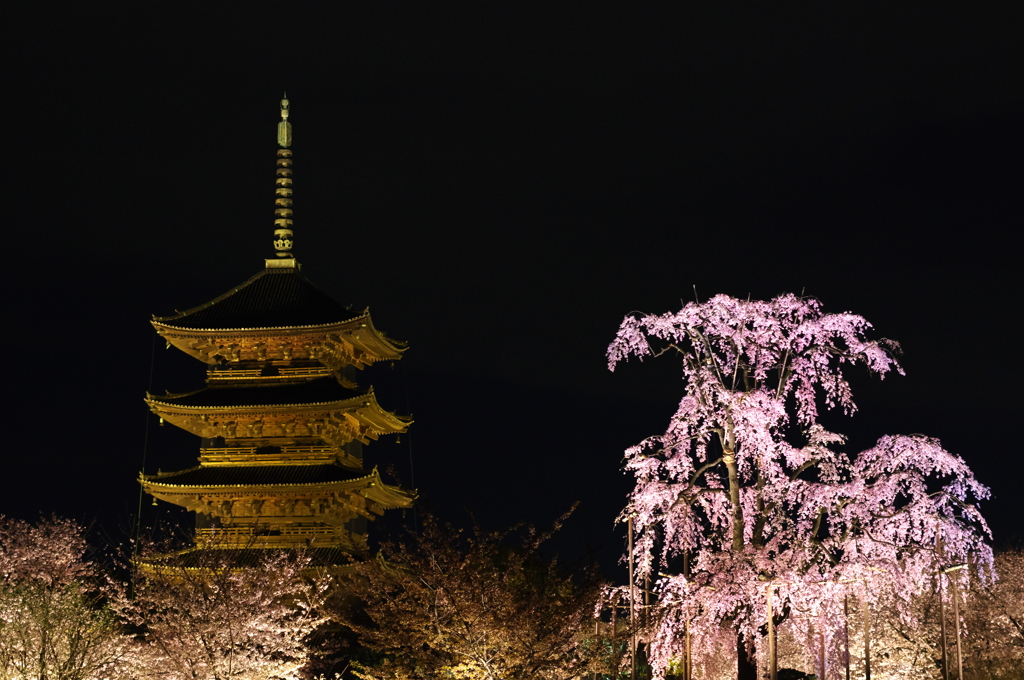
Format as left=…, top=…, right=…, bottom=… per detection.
left=140, top=467, right=408, bottom=550
left=152, top=315, right=404, bottom=369
left=145, top=386, right=410, bottom=448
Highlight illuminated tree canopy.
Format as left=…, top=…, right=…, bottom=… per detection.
left=328, top=512, right=613, bottom=680
left=126, top=547, right=330, bottom=680
left=608, top=294, right=992, bottom=678
left=0, top=516, right=130, bottom=680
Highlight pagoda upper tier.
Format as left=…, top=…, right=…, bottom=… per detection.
left=145, top=378, right=410, bottom=448
left=152, top=268, right=405, bottom=369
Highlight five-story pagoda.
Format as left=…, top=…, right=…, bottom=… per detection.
left=141, top=96, right=413, bottom=559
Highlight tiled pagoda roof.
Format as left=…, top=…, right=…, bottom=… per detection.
left=141, top=466, right=415, bottom=509
left=143, top=464, right=360, bottom=487
left=153, top=268, right=360, bottom=330
left=149, top=376, right=363, bottom=408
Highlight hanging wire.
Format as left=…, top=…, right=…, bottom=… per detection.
left=402, top=355, right=418, bottom=532
left=132, top=331, right=157, bottom=563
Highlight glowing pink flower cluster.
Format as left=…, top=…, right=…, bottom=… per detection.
left=609, top=294, right=992, bottom=675
left=0, top=516, right=131, bottom=679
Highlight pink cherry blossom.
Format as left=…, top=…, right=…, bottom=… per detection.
left=609, top=294, right=992, bottom=678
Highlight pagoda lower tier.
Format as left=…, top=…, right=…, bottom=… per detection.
left=143, top=372, right=413, bottom=554
left=141, top=465, right=411, bottom=551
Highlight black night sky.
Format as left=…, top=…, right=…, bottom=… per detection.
left=7, top=5, right=1023, bottom=573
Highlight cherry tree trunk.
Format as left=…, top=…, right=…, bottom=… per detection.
left=737, top=632, right=757, bottom=680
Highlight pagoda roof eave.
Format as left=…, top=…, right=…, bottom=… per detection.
left=151, top=309, right=401, bottom=345
left=151, top=317, right=362, bottom=334
left=145, top=384, right=411, bottom=447
left=151, top=311, right=407, bottom=364
left=359, top=466, right=418, bottom=508
left=140, top=467, right=415, bottom=508
left=145, top=387, right=412, bottom=425
left=134, top=547, right=364, bottom=574
left=149, top=269, right=407, bottom=356
left=150, top=268, right=356, bottom=328
left=146, top=394, right=370, bottom=412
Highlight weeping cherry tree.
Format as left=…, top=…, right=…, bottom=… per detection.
left=608, top=293, right=992, bottom=679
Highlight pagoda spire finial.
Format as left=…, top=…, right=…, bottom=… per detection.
left=270, top=93, right=296, bottom=267
left=277, top=92, right=292, bottom=148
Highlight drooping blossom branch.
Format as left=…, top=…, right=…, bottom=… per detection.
left=608, top=294, right=992, bottom=677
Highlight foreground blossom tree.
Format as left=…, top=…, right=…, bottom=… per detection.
left=127, top=545, right=330, bottom=680
left=961, top=548, right=1024, bottom=678
left=329, top=511, right=613, bottom=680
left=795, top=547, right=1024, bottom=679
left=0, top=515, right=131, bottom=680
left=607, top=294, right=992, bottom=679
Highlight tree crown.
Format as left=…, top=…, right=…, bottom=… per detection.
left=609, top=294, right=992, bottom=676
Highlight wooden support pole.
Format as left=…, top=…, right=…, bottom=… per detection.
left=644, top=573, right=651, bottom=629
left=628, top=517, right=636, bottom=680
left=685, top=616, right=692, bottom=680
left=864, top=597, right=871, bottom=680
left=844, top=595, right=851, bottom=680
left=937, top=531, right=949, bottom=680
left=683, top=550, right=691, bottom=680
left=950, top=572, right=963, bottom=680
left=767, top=586, right=777, bottom=680
left=819, top=629, right=826, bottom=680
left=939, top=576, right=949, bottom=680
